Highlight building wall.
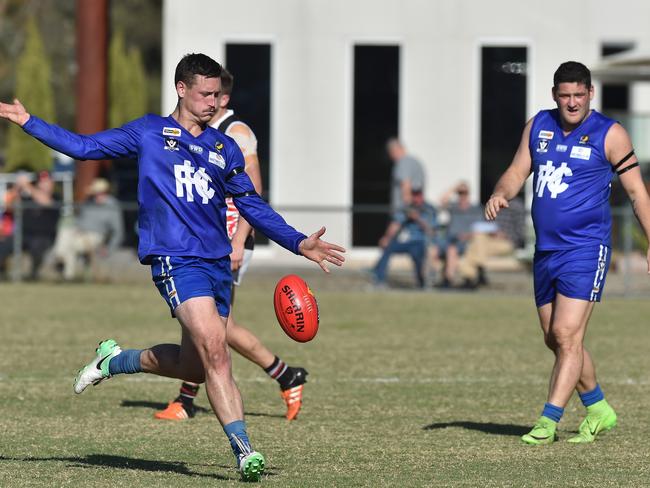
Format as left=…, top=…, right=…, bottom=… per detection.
left=162, top=0, right=650, bottom=260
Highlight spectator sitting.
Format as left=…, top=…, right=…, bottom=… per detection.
left=0, top=171, right=58, bottom=280
left=52, top=178, right=124, bottom=280
left=457, top=196, right=526, bottom=288
left=436, top=181, right=484, bottom=288
left=371, top=190, right=438, bottom=289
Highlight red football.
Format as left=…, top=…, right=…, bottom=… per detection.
left=273, top=274, right=319, bottom=342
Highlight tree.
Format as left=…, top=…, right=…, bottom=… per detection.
left=5, top=17, right=55, bottom=172
left=109, top=29, right=147, bottom=128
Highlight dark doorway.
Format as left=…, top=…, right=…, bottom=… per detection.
left=352, top=45, right=400, bottom=246
left=225, top=43, right=271, bottom=244
left=480, top=47, right=527, bottom=202
left=601, top=43, right=634, bottom=112
left=225, top=43, right=272, bottom=201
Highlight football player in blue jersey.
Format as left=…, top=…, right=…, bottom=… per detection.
left=0, top=53, right=345, bottom=481
left=155, top=66, right=309, bottom=423
left=485, top=61, right=650, bottom=445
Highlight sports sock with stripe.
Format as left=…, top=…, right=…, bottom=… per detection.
left=223, top=420, right=252, bottom=460
left=264, top=356, right=294, bottom=390
left=175, top=382, right=200, bottom=410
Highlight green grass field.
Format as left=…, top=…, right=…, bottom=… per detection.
left=1, top=272, right=649, bottom=487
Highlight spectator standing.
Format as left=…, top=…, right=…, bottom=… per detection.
left=386, top=138, right=426, bottom=217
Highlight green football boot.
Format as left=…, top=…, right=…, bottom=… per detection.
left=567, top=400, right=617, bottom=444
left=521, top=416, right=557, bottom=445
left=231, top=433, right=265, bottom=482
left=73, top=339, right=122, bottom=394
left=238, top=451, right=266, bottom=482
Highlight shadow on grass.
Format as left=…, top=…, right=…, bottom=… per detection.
left=119, top=400, right=284, bottom=419
left=120, top=399, right=210, bottom=414
left=422, top=421, right=529, bottom=436
left=0, top=454, right=233, bottom=480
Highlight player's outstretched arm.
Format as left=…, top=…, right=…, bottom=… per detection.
left=485, top=119, right=533, bottom=221
left=298, top=227, right=346, bottom=273
left=0, top=99, right=30, bottom=126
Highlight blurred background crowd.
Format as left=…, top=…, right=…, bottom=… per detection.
left=1, top=0, right=649, bottom=290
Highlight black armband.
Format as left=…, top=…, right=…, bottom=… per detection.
left=229, top=191, right=257, bottom=198
left=226, top=166, right=246, bottom=181
left=613, top=150, right=635, bottom=170
left=617, top=162, right=639, bottom=176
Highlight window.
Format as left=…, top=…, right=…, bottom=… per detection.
left=225, top=43, right=272, bottom=244
left=225, top=43, right=272, bottom=200
left=480, top=47, right=527, bottom=202
left=601, top=44, right=634, bottom=111
left=352, top=45, right=400, bottom=246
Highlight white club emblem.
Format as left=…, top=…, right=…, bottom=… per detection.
left=174, top=160, right=215, bottom=204
left=535, top=161, right=572, bottom=199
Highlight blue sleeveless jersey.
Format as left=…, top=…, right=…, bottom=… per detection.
left=529, top=109, right=616, bottom=250
left=22, top=114, right=306, bottom=263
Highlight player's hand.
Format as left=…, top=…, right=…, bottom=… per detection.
left=230, top=241, right=245, bottom=271
left=485, top=194, right=509, bottom=221
left=298, top=226, right=346, bottom=273
left=0, top=99, right=30, bottom=126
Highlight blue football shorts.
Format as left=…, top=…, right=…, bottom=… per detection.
left=533, top=244, right=611, bottom=307
left=151, top=256, right=232, bottom=318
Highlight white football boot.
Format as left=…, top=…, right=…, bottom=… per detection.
left=73, top=339, right=122, bottom=394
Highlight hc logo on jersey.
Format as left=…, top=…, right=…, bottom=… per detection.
left=536, top=140, right=549, bottom=153
left=174, top=160, right=215, bottom=204
left=536, top=161, right=572, bottom=199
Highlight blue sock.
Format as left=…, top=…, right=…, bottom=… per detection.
left=223, top=420, right=252, bottom=459
left=108, top=349, right=142, bottom=375
left=541, top=402, right=564, bottom=423
left=579, top=384, right=604, bottom=407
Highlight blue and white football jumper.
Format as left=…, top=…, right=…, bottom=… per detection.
left=22, top=114, right=306, bottom=263
left=529, top=109, right=616, bottom=305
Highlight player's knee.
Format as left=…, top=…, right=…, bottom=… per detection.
left=550, top=327, right=582, bottom=350
left=543, top=332, right=556, bottom=350
left=197, top=338, right=230, bottom=372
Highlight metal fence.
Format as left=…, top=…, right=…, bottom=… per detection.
left=1, top=172, right=648, bottom=292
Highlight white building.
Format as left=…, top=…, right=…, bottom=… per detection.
left=162, top=0, right=650, bottom=263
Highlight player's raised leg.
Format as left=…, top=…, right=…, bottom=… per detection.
left=73, top=297, right=265, bottom=481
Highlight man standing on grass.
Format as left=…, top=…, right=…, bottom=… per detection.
left=485, top=61, right=650, bottom=445
left=0, top=53, right=345, bottom=480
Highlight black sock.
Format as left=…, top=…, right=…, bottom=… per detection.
left=264, top=356, right=294, bottom=390
left=175, top=382, right=200, bottom=410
